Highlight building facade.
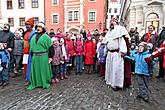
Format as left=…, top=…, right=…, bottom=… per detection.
left=0, top=0, right=44, bottom=32
left=120, top=0, right=165, bottom=35
left=45, top=0, right=107, bottom=33
left=106, top=0, right=121, bottom=28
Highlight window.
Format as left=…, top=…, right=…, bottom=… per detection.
left=111, top=15, right=114, bottom=19
left=32, top=0, right=38, bottom=8
left=68, top=11, right=73, bottom=21
left=114, top=8, right=117, bottom=13
left=7, top=0, right=13, bottom=9
left=109, top=8, right=112, bottom=13
left=74, top=11, right=78, bottom=21
left=8, top=18, right=14, bottom=26
left=18, top=0, right=24, bottom=9
left=33, top=17, right=39, bottom=24
left=19, top=17, right=25, bottom=26
left=68, top=11, right=79, bottom=21
left=53, top=14, right=59, bottom=23
left=89, top=11, right=96, bottom=22
left=52, top=0, right=58, bottom=5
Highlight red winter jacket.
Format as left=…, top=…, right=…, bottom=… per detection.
left=152, top=42, right=165, bottom=68
left=66, top=39, right=75, bottom=56
left=84, top=40, right=95, bottom=64
left=75, top=40, right=83, bottom=56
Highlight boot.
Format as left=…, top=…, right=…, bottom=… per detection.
left=55, top=78, right=59, bottom=83
left=51, top=79, right=56, bottom=84
left=0, top=81, right=3, bottom=86
left=2, top=80, right=9, bottom=86
left=60, top=73, right=64, bottom=80
left=64, top=73, right=68, bottom=79
left=10, top=72, right=17, bottom=78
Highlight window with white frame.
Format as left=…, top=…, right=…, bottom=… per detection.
left=7, top=0, right=13, bottom=9
left=18, top=0, right=25, bottom=9
left=8, top=18, right=14, bottom=26
left=53, top=14, right=59, bottom=23
left=68, top=11, right=79, bottom=21
left=32, top=0, right=38, bottom=8
left=89, top=11, right=96, bottom=22
left=19, top=17, right=25, bottom=26
left=52, top=0, right=58, bottom=5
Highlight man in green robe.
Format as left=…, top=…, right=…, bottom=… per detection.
left=27, top=22, right=54, bottom=90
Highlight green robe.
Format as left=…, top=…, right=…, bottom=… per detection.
left=27, top=33, right=52, bottom=90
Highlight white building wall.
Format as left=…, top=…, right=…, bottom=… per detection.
left=106, top=0, right=121, bottom=28
left=0, top=0, right=44, bottom=32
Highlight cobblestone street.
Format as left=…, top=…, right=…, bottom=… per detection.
left=0, top=71, right=165, bottom=110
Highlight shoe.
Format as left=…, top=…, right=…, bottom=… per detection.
left=10, top=73, right=17, bottom=78
left=75, top=72, right=78, bottom=75
left=64, top=74, right=68, bottom=79
left=24, top=81, right=30, bottom=86
left=60, top=74, right=64, bottom=80
left=55, top=78, right=59, bottom=83
left=143, top=97, right=149, bottom=102
left=0, top=81, right=3, bottom=86
left=51, top=79, right=56, bottom=84
left=14, top=69, right=18, bottom=74
left=2, top=81, right=9, bottom=86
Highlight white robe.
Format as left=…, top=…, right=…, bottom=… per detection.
left=104, top=25, right=127, bottom=88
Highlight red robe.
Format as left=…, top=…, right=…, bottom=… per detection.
left=123, top=37, right=132, bottom=87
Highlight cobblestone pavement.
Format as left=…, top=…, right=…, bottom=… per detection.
left=0, top=71, right=165, bottom=110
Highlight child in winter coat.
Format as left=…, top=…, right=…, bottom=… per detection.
left=59, top=38, right=69, bottom=79
left=130, top=43, right=136, bottom=74
left=13, top=30, right=24, bottom=77
left=0, top=44, right=8, bottom=86
left=97, top=36, right=106, bottom=77
left=65, top=33, right=75, bottom=70
left=74, top=34, right=84, bottom=75
left=84, top=34, right=95, bottom=74
left=51, top=37, right=63, bottom=84
left=130, top=42, right=151, bottom=102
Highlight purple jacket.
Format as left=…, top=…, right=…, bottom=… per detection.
left=52, top=45, right=63, bottom=65
left=98, top=44, right=106, bottom=63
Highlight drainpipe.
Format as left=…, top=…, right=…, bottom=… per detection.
left=44, top=0, right=46, bottom=23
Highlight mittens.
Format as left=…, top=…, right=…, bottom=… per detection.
left=145, top=56, right=153, bottom=64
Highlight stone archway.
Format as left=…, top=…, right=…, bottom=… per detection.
left=146, top=13, right=159, bottom=32
left=69, top=28, right=79, bottom=34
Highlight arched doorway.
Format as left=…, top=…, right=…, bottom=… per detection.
left=146, top=13, right=159, bottom=32
left=69, top=28, right=79, bottom=34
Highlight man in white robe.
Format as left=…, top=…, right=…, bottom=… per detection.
left=104, top=18, right=128, bottom=91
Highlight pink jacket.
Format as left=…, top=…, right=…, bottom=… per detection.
left=75, top=40, right=83, bottom=56
left=52, top=45, right=63, bottom=65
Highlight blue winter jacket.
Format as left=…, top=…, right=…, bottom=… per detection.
left=134, top=51, right=151, bottom=76
left=0, top=50, right=8, bottom=63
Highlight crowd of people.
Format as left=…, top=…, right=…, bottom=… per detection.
left=0, top=17, right=165, bottom=103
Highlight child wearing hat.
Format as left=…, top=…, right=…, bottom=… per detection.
left=13, top=30, right=24, bottom=77
left=74, top=34, right=84, bottom=75
left=130, top=42, right=151, bottom=102
left=51, top=37, right=64, bottom=84
left=84, top=33, right=95, bottom=74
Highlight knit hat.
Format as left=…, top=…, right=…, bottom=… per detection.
left=138, top=42, right=148, bottom=51
left=87, top=32, right=92, bottom=38
left=51, top=37, right=58, bottom=42
left=35, top=22, right=46, bottom=30
left=147, top=43, right=153, bottom=49
left=15, top=30, right=22, bottom=37
left=25, top=18, right=34, bottom=27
